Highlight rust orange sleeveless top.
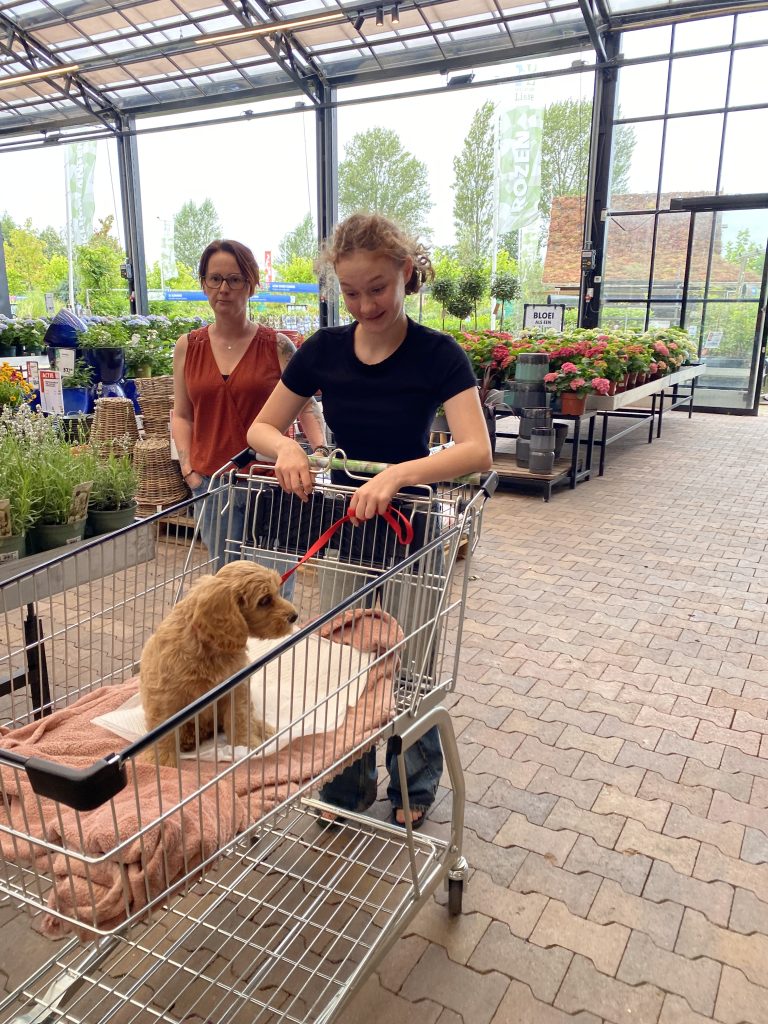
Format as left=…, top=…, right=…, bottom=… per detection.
left=185, top=324, right=282, bottom=475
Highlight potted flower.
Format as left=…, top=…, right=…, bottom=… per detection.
left=87, top=438, right=138, bottom=536
left=0, top=362, right=34, bottom=411
left=544, top=362, right=611, bottom=415
left=61, top=359, right=94, bottom=416
left=80, top=320, right=128, bottom=394
left=26, top=418, right=94, bottom=553
left=0, top=319, right=13, bottom=358
left=0, top=408, right=40, bottom=562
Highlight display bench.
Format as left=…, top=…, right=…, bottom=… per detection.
left=494, top=409, right=598, bottom=500
left=589, top=364, right=706, bottom=476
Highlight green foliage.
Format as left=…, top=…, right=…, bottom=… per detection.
left=338, top=128, right=432, bottom=235
left=88, top=439, right=137, bottom=511
left=38, top=226, right=66, bottom=260
left=61, top=359, right=93, bottom=389
left=459, top=264, right=487, bottom=330
left=452, top=100, right=496, bottom=263
left=431, top=277, right=455, bottom=329
left=724, top=229, right=764, bottom=277
left=5, top=224, right=48, bottom=292
left=444, top=290, right=473, bottom=328
left=491, top=270, right=519, bottom=328
left=276, top=256, right=316, bottom=284
left=173, top=199, right=222, bottom=270
left=0, top=411, right=39, bottom=535
left=278, top=213, right=316, bottom=265
left=76, top=238, right=125, bottom=315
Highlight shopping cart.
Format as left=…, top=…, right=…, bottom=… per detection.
left=0, top=449, right=496, bottom=1024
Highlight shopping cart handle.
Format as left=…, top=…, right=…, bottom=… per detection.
left=479, top=471, right=499, bottom=498
left=231, top=447, right=258, bottom=469
left=24, top=753, right=127, bottom=812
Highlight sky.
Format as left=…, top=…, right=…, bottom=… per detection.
left=1, top=11, right=766, bottom=266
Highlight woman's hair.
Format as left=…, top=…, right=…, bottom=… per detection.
left=198, top=239, right=260, bottom=294
left=316, top=213, right=434, bottom=295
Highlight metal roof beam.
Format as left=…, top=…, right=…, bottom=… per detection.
left=577, top=0, right=607, bottom=64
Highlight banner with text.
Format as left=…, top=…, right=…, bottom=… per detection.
left=160, top=219, right=177, bottom=282
left=497, top=69, right=543, bottom=234
left=65, top=142, right=97, bottom=248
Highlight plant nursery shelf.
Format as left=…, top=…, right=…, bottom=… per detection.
left=491, top=453, right=577, bottom=502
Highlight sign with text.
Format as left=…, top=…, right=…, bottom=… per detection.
left=39, top=370, right=64, bottom=414
left=523, top=303, right=565, bottom=331
left=497, top=66, right=543, bottom=234
left=26, top=360, right=40, bottom=388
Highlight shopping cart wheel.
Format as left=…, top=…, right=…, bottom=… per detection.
left=448, top=877, right=463, bottom=916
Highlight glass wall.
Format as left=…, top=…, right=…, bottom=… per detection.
left=602, top=10, right=768, bottom=410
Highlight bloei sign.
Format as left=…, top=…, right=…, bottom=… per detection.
left=523, top=304, right=566, bottom=332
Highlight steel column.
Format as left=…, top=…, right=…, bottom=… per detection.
left=0, top=224, right=11, bottom=316
left=316, top=82, right=338, bottom=329
left=581, top=32, right=620, bottom=329
left=115, top=117, right=148, bottom=315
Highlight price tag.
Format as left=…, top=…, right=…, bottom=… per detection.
left=39, top=370, right=64, bottom=414
left=0, top=498, right=11, bottom=538
left=68, top=482, right=93, bottom=524
left=54, top=348, right=76, bottom=375
left=26, top=360, right=40, bottom=388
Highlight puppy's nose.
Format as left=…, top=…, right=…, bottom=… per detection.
left=288, top=611, right=298, bottom=623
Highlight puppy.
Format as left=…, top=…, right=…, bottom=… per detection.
left=140, top=561, right=298, bottom=767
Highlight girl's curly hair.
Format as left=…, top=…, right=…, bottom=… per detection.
left=316, top=212, right=434, bottom=295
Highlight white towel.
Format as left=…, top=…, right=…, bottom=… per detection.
left=92, top=632, right=375, bottom=760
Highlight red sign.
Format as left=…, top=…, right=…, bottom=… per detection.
left=264, top=250, right=273, bottom=286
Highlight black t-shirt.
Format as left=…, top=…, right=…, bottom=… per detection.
left=281, top=318, right=476, bottom=465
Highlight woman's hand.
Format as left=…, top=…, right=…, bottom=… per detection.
left=274, top=439, right=314, bottom=500
left=184, top=470, right=204, bottom=491
left=349, top=467, right=404, bottom=523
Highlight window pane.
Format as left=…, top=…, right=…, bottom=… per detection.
left=721, top=109, right=768, bottom=193
left=673, top=16, right=734, bottom=52
left=603, top=213, right=654, bottom=300
left=660, top=114, right=723, bottom=195
left=616, top=62, right=669, bottom=119
left=729, top=46, right=768, bottom=107
left=651, top=211, right=691, bottom=299
left=648, top=301, right=682, bottom=329
left=619, top=25, right=672, bottom=60
left=668, top=52, right=730, bottom=113
left=736, top=10, right=768, bottom=44
left=684, top=211, right=715, bottom=300
left=599, top=302, right=647, bottom=332
left=609, top=119, right=663, bottom=211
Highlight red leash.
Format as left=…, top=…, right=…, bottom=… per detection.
left=280, top=504, right=415, bottom=585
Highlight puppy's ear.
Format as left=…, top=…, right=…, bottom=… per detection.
left=189, top=578, right=249, bottom=651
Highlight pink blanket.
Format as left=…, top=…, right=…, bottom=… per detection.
left=0, top=609, right=400, bottom=938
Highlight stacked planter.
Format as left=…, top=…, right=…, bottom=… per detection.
left=507, top=353, right=550, bottom=414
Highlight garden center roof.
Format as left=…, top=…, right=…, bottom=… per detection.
left=0, top=0, right=756, bottom=142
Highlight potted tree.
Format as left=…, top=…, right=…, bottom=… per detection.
left=87, top=438, right=138, bottom=536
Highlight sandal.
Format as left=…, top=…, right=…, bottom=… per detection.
left=391, top=807, right=428, bottom=831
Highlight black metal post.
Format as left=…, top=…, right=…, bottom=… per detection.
left=581, top=33, right=620, bottom=329
left=116, top=116, right=148, bottom=315
left=315, top=82, right=338, bottom=329
left=0, top=223, right=10, bottom=316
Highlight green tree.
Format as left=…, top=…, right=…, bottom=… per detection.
left=5, top=225, right=48, bottom=293
left=76, top=240, right=125, bottom=315
left=724, top=229, right=764, bottom=277
left=173, top=199, right=222, bottom=270
left=540, top=99, right=636, bottom=218
left=38, top=226, right=66, bottom=260
left=278, top=213, right=316, bottom=265
left=459, top=264, right=487, bottom=330
left=277, top=256, right=316, bottom=284
left=444, top=290, right=473, bottom=330
left=491, top=270, right=518, bottom=328
left=338, top=128, right=431, bottom=235
left=0, top=211, right=14, bottom=238
left=431, top=278, right=455, bottom=330
left=452, top=101, right=496, bottom=263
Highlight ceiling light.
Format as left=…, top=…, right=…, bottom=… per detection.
left=391, top=4, right=400, bottom=24
left=447, top=72, right=475, bottom=88
left=354, top=12, right=365, bottom=31
left=375, top=6, right=384, bottom=26
left=0, top=63, right=79, bottom=89
left=198, top=12, right=338, bottom=46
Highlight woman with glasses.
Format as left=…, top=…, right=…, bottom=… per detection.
left=173, top=238, right=326, bottom=572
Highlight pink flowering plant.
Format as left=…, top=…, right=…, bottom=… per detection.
left=455, top=331, right=518, bottom=405
left=544, top=361, right=611, bottom=398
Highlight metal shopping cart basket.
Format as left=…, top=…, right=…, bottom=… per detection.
left=0, top=447, right=496, bottom=1024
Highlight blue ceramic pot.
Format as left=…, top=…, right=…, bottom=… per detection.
left=62, top=387, right=92, bottom=415
left=86, top=347, right=126, bottom=385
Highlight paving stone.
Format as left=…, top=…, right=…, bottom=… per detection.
left=375, top=934, right=429, bottom=993
left=656, top=731, right=725, bottom=769
left=679, top=759, right=753, bottom=803
left=545, top=798, right=625, bottom=848
left=697, top=719, right=760, bottom=755
left=619, top=684, right=676, bottom=713
left=676, top=908, right=768, bottom=988
left=658, top=993, right=721, bottom=1024
left=592, top=784, right=670, bottom=832
left=516, top=736, right=584, bottom=775
left=530, top=898, right=629, bottom=976
left=742, top=827, right=768, bottom=865
left=467, top=747, right=541, bottom=789
left=530, top=680, right=588, bottom=709
left=488, top=687, right=550, bottom=717
left=615, top=741, right=685, bottom=782
left=673, top=694, right=733, bottom=727
left=555, top=953, right=665, bottom=1024
left=617, top=930, right=720, bottom=1016
left=751, top=777, right=768, bottom=807
left=463, top=869, right=547, bottom=939
left=637, top=771, right=713, bottom=817
left=556, top=725, right=623, bottom=763
left=694, top=843, right=768, bottom=905
left=580, top=692, right=642, bottom=722
left=481, top=778, right=558, bottom=825
left=462, top=801, right=511, bottom=842
left=573, top=753, right=645, bottom=795
left=500, top=708, right=567, bottom=744
left=401, top=945, right=507, bottom=1024
left=338, top=976, right=442, bottom=1024
left=468, top=920, right=572, bottom=1004
left=462, top=828, right=528, bottom=888
left=663, top=804, right=744, bottom=857
left=616, top=819, right=699, bottom=875
left=451, top=695, right=511, bottom=729
left=721, top=745, right=768, bottom=780
left=495, top=811, right=578, bottom=867
left=595, top=714, right=662, bottom=749
left=512, top=853, right=602, bottom=917
left=461, top=720, right=525, bottom=757
left=635, top=706, right=699, bottom=739
left=710, top=790, right=768, bottom=836
left=491, top=980, right=603, bottom=1024
left=565, top=835, right=652, bottom=896
left=589, top=878, right=683, bottom=951
left=528, top=765, right=602, bottom=810
left=540, top=701, right=604, bottom=734
left=404, top=902, right=491, bottom=965
left=714, top=965, right=768, bottom=1024
left=729, top=886, right=768, bottom=936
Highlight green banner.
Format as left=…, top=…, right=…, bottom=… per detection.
left=497, top=76, right=542, bottom=233
left=65, top=142, right=97, bottom=248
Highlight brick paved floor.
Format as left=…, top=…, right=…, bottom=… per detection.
left=3, top=408, right=768, bottom=1023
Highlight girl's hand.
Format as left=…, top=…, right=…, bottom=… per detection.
left=274, top=441, right=314, bottom=500
left=349, top=467, right=404, bottom=523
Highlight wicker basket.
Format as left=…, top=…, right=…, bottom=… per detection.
left=134, top=437, right=189, bottom=516
left=135, top=376, right=174, bottom=439
left=90, top=397, right=139, bottom=450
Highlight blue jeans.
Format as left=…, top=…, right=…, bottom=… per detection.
left=193, top=476, right=296, bottom=599
left=320, top=727, right=443, bottom=814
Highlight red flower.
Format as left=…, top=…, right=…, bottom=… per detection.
left=570, top=377, right=586, bottom=391
left=561, top=361, right=579, bottom=373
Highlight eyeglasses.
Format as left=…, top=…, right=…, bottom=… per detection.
left=204, top=274, right=247, bottom=290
